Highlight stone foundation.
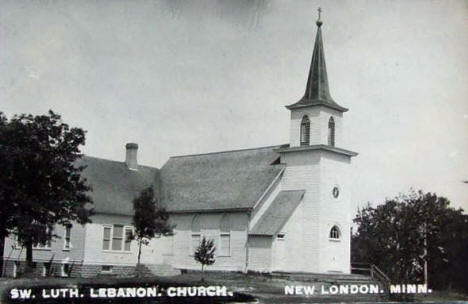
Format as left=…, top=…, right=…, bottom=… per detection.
left=80, top=264, right=136, bottom=278
left=2, top=260, right=178, bottom=278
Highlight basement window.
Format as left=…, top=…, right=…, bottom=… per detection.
left=101, top=265, right=113, bottom=274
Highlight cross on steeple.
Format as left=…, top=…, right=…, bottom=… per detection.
left=316, top=7, right=323, bottom=27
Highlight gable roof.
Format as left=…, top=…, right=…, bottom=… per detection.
left=249, top=190, right=305, bottom=236
left=78, top=156, right=158, bottom=215
left=159, top=146, right=285, bottom=212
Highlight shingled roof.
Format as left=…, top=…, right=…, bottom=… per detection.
left=250, top=190, right=305, bottom=236
left=159, top=146, right=285, bottom=212
left=78, top=156, right=158, bottom=215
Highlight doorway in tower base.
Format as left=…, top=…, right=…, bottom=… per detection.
left=272, top=234, right=286, bottom=271
left=326, top=241, right=345, bottom=273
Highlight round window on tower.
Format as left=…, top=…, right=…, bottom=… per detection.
left=332, top=186, right=340, bottom=199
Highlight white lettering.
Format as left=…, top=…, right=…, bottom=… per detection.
left=90, top=288, right=99, bottom=298
left=167, top=287, right=176, bottom=297
left=284, top=286, right=294, bottom=295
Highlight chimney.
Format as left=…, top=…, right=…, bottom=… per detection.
left=125, top=143, right=138, bottom=170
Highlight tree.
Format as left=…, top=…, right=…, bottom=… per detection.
left=0, top=110, right=93, bottom=274
left=132, top=186, right=174, bottom=268
left=194, top=236, right=216, bottom=274
left=352, top=189, right=468, bottom=291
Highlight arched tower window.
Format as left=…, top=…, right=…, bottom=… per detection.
left=219, top=214, right=231, bottom=256
left=329, top=225, right=341, bottom=240
left=300, top=115, right=310, bottom=146
left=191, top=215, right=201, bottom=254
left=328, top=117, right=335, bottom=147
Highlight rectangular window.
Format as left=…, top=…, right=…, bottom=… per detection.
left=63, top=226, right=72, bottom=250
left=124, top=227, right=133, bottom=251
left=102, top=225, right=132, bottom=252
left=102, top=226, right=111, bottom=250
left=33, top=228, right=53, bottom=249
left=191, top=234, right=200, bottom=255
left=112, top=225, right=123, bottom=251
left=220, top=234, right=230, bottom=256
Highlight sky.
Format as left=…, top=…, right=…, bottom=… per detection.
left=1, top=0, right=467, bottom=212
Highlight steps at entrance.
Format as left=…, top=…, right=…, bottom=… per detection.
left=137, top=264, right=181, bottom=277
left=272, top=272, right=376, bottom=284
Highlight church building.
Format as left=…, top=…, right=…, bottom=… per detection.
left=3, top=16, right=358, bottom=278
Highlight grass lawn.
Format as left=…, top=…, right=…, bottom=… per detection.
left=1, top=272, right=467, bottom=303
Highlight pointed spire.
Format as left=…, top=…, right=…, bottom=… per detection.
left=287, top=8, right=348, bottom=112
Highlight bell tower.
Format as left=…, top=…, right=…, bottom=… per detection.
left=286, top=8, right=348, bottom=148
left=275, top=9, right=358, bottom=273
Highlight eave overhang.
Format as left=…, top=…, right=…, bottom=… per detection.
left=285, top=100, right=348, bottom=112
left=167, top=207, right=252, bottom=214
left=275, top=144, right=358, bottom=157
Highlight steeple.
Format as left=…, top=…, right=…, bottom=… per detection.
left=286, top=8, right=348, bottom=112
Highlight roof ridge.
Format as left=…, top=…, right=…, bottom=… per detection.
left=81, top=155, right=159, bottom=170
left=170, top=144, right=288, bottom=159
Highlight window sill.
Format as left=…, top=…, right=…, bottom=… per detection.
left=33, top=248, right=52, bottom=251
left=328, top=238, right=341, bottom=242
left=102, top=250, right=133, bottom=254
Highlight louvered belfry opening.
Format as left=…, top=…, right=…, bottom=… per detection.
left=328, top=116, right=335, bottom=146
left=300, top=115, right=310, bottom=146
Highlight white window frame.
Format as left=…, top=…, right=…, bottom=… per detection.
left=218, top=214, right=231, bottom=257
left=124, top=226, right=133, bottom=251
left=102, top=224, right=133, bottom=252
left=190, top=233, right=201, bottom=256
left=190, top=215, right=201, bottom=256
left=219, top=232, right=231, bottom=257
left=63, top=225, right=72, bottom=250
